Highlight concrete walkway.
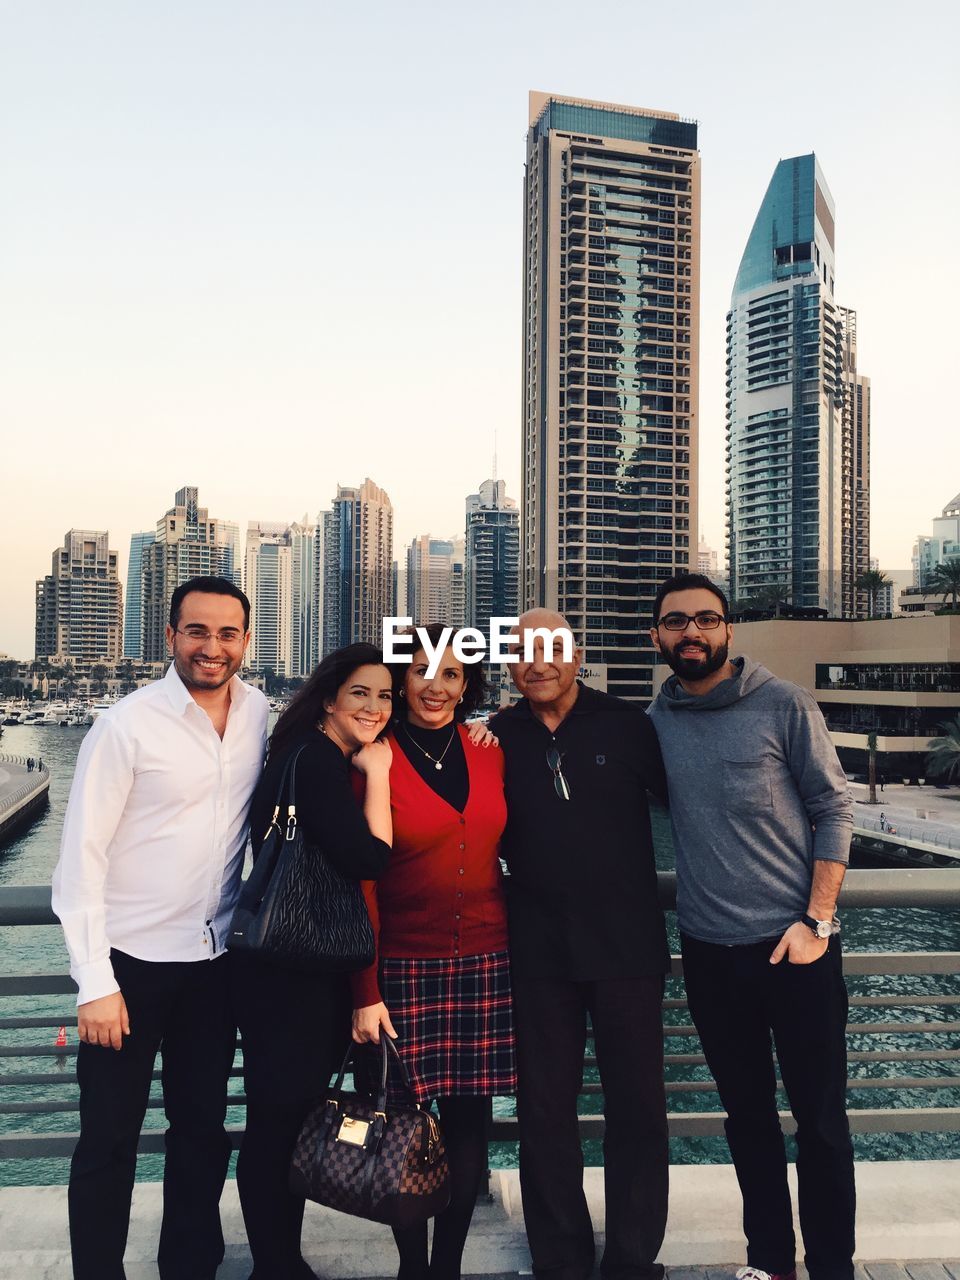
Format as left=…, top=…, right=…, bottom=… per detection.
left=1, top=1162, right=958, bottom=1278
left=851, top=780, right=960, bottom=853
left=0, top=756, right=49, bottom=843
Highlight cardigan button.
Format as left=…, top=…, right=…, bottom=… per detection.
left=458, top=867, right=465, bottom=875
left=459, top=842, right=465, bottom=850
left=459, top=817, right=465, bottom=824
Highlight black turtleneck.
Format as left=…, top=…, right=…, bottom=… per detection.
left=394, top=718, right=468, bottom=813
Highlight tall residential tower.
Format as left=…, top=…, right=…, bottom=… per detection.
left=523, top=92, right=699, bottom=700
left=36, top=530, right=123, bottom=663
left=725, top=154, right=870, bottom=616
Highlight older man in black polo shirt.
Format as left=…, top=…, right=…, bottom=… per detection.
left=490, top=609, right=669, bottom=1280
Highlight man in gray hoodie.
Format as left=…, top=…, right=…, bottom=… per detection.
left=647, top=573, right=854, bottom=1280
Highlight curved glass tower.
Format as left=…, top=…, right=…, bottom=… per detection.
left=725, top=154, right=869, bottom=616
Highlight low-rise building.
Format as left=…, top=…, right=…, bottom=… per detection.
left=654, top=615, right=960, bottom=782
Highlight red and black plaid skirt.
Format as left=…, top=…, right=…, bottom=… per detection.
left=379, top=949, right=517, bottom=1104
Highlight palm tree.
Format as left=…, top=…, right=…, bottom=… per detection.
left=739, top=581, right=792, bottom=617
left=856, top=568, right=891, bottom=618
left=926, top=716, right=960, bottom=783
left=928, top=558, right=960, bottom=611
left=90, top=664, right=109, bottom=697
left=866, top=730, right=879, bottom=803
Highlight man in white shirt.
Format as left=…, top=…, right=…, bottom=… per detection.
left=52, top=576, right=269, bottom=1280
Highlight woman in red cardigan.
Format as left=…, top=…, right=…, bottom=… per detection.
left=352, top=622, right=516, bottom=1280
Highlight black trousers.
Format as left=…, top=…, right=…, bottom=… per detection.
left=231, top=950, right=352, bottom=1279
left=513, top=975, right=668, bottom=1280
left=68, top=949, right=235, bottom=1280
left=681, top=934, right=856, bottom=1280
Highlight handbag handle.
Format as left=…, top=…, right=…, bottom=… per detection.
left=328, top=1036, right=419, bottom=1114
left=261, top=742, right=309, bottom=844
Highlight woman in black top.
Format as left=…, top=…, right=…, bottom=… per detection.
left=232, top=643, right=394, bottom=1280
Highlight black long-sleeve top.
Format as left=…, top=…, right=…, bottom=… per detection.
left=490, top=682, right=669, bottom=980
left=248, top=729, right=391, bottom=880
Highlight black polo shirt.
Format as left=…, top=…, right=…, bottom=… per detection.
left=490, top=682, right=669, bottom=981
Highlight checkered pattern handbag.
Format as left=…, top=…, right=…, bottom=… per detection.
left=289, top=1037, right=451, bottom=1227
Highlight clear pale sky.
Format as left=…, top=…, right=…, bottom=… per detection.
left=1, top=0, right=957, bottom=658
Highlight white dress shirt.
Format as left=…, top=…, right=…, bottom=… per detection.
left=52, top=663, right=269, bottom=1005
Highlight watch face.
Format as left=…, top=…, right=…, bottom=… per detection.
left=816, top=921, right=831, bottom=939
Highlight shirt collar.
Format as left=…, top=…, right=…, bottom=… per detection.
left=162, top=661, right=252, bottom=716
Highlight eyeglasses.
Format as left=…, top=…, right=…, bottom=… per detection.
left=174, top=627, right=246, bottom=645
left=546, top=747, right=571, bottom=801
left=657, top=611, right=727, bottom=632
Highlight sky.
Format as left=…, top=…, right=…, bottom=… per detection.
left=1, top=0, right=958, bottom=657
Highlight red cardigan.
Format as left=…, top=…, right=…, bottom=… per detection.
left=350, top=725, right=509, bottom=1008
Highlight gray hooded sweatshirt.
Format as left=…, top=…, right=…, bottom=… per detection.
left=648, top=656, right=852, bottom=945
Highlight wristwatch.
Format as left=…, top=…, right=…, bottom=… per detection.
left=802, top=914, right=841, bottom=939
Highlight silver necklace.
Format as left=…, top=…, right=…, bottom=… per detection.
left=402, top=721, right=457, bottom=771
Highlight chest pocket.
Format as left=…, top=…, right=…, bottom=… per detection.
left=721, top=756, right=773, bottom=815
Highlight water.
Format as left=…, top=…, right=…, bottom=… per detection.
left=1, top=722, right=959, bottom=1186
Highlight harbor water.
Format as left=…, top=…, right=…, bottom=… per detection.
left=1, top=720, right=958, bottom=1187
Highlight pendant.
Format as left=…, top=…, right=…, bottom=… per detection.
left=435, top=761, right=443, bottom=771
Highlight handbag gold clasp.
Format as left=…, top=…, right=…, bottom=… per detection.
left=336, top=1115, right=370, bottom=1146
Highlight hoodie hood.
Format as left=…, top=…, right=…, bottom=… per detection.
left=656, top=655, right=776, bottom=711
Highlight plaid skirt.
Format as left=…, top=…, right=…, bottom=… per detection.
left=379, top=949, right=517, bottom=1104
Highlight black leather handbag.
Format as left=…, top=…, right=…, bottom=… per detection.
left=227, top=744, right=376, bottom=972
left=289, top=1036, right=451, bottom=1227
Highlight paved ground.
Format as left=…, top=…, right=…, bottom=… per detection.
left=851, top=779, right=960, bottom=852
left=2, top=1163, right=958, bottom=1279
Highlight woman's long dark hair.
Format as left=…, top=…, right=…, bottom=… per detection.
left=268, top=642, right=387, bottom=761
left=392, top=622, right=488, bottom=723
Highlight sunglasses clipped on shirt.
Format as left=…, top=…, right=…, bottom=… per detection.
left=546, top=747, right=572, bottom=801
left=656, top=610, right=727, bottom=632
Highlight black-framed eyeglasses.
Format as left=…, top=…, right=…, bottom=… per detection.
left=546, top=747, right=572, bottom=801
left=657, top=611, right=727, bottom=632
left=174, top=627, right=246, bottom=645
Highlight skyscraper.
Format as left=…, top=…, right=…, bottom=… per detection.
left=244, top=522, right=293, bottom=676
left=725, top=154, right=870, bottom=616
left=289, top=518, right=316, bottom=678
left=123, top=531, right=155, bottom=658
left=322, top=479, right=394, bottom=653
left=36, top=530, right=123, bottom=663
left=406, top=535, right=464, bottom=626
left=465, top=478, right=520, bottom=632
left=913, top=492, right=960, bottom=587
left=140, top=486, right=231, bottom=661
left=523, top=92, right=700, bottom=701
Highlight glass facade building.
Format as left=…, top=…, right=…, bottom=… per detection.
left=123, top=531, right=155, bottom=659
left=523, top=92, right=700, bottom=701
left=726, top=154, right=870, bottom=616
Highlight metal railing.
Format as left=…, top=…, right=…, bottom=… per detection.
left=1, top=870, right=959, bottom=1160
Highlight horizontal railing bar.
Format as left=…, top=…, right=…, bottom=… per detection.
left=3, top=870, right=959, bottom=930
left=4, top=954, right=960, bottom=1003
left=4, top=1074, right=959, bottom=1116
left=5, top=1103, right=960, bottom=1160
left=5, top=990, right=959, bottom=1031
left=0, top=1068, right=246, bottom=1086
left=7, top=1018, right=959, bottom=1059
left=7, top=993, right=956, bottom=1032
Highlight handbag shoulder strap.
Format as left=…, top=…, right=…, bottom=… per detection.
left=272, top=742, right=309, bottom=841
